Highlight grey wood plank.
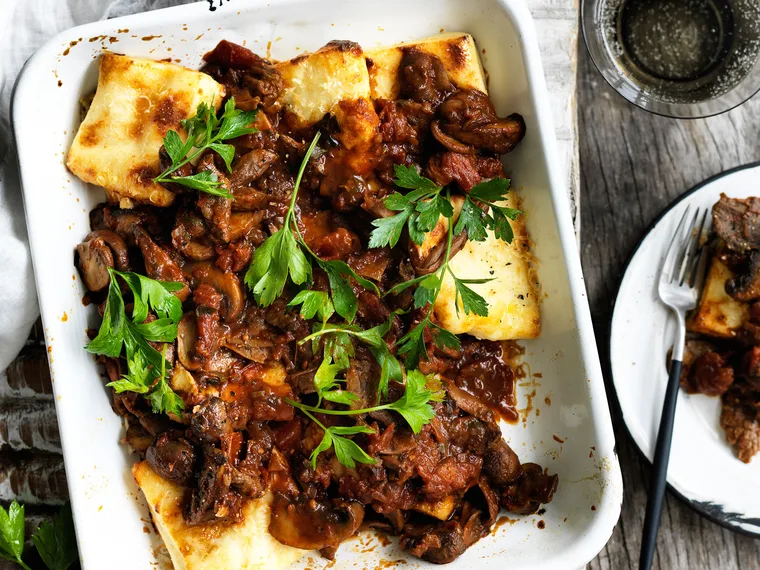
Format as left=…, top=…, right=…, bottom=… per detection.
left=578, top=38, right=760, bottom=570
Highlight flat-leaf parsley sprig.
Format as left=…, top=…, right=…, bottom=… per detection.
left=300, top=317, right=404, bottom=398
left=154, top=97, right=258, bottom=197
left=0, top=501, right=77, bottom=570
left=86, top=269, right=185, bottom=416
left=368, top=165, right=521, bottom=249
left=454, top=177, right=522, bottom=243
left=245, top=132, right=379, bottom=322
left=384, top=191, right=492, bottom=368
left=288, top=369, right=444, bottom=468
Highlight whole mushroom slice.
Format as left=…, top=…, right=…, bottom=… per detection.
left=171, top=211, right=216, bottom=261
left=269, top=493, right=364, bottom=551
left=227, top=211, right=264, bottom=242
left=75, top=230, right=130, bottom=292
left=177, top=312, right=201, bottom=371
left=230, top=149, right=278, bottom=191
left=184, top=261, right=245, bottom=322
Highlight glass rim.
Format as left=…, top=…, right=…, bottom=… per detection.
left=581, top=0, right=760, bottom=119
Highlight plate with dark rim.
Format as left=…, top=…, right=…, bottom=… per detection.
left=610, top=162, right=760, bottom=537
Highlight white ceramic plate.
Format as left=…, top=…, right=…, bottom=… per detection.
left=611, top=163, right=760, bottom=536
left=12, top=0, right=622, bottom=568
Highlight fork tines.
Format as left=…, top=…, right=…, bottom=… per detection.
left=661, top=206, right=710, bottom=288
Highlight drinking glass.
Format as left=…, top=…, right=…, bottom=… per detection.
left=582, top=0, right=760, bottom=118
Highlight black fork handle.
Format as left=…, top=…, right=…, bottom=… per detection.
left=639, top=359, right=682, bottom=570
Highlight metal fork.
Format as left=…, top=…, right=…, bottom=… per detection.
left=639, top=205, right=710, bottom=570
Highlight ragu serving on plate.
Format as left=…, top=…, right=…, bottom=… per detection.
left=682, top=193, right=760, bottom=463
left=67, top=34, right=556, bottom=569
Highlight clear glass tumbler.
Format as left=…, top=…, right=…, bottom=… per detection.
left=582, top=0, right=760, bottom=118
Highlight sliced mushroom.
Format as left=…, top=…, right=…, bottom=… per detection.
left=177, top=312, right=201, bottom=371
left=184, top=261, right=245, bottom=321
left=172, top=211, right=216, bottom=261
left=222, top=336, right=272, bottom=362
left=75, top=230, right=129, bottom=292
left=269, top=493, right=364, bottom=550
left=431, top=120, right=476, bottom=154
left=230, top=149, right=278, bottom=191
left=231, top=187, right=272, bottom=211
left=146, top=432, right=197, bottom=485
left=227, top=211, right=264, bottom=242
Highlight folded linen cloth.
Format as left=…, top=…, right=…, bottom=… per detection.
left=0, top=0, right=191, bottom=371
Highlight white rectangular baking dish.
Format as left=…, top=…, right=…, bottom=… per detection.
left=12, top=0, right=622, bottom=568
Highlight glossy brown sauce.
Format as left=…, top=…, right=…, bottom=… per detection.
left=453, top=340, right=521, bottom=423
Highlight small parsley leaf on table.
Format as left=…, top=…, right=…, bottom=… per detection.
left=0, top=500, right=30, bottom=570
left=32, top=504, right=77, bottom=570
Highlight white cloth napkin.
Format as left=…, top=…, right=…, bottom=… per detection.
left=0, top=0, right=192, bottom=371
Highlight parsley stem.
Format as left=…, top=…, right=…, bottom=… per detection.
left=154, top=145, right=205, bottom=182
left=287, top=397, right=391, bottom=417
left=286, top=132, right=321, bottom=239
left=299, top=326, right=359, bottom=346
left=423, top=189, right=454, bottom=324
left=297, top=405, right=329, bottom=432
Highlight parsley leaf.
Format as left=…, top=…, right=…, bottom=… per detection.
left=386, top=369, right=444, bottom=433
left=416, top=193, right=454, bottom=232
left=288, top=290, right=335, bottom=322
left=368, top=166, right=449, bottom=248
left=451, top=275, right=491, bottom=317
left=0, top=500, right=30, bottom=570
left=393, top=164, right=441, bottom=194
left=154, top=97, right=257, bottom=196
left=454, top=196, right=489, bottom=241
left=309, top=424, right=376, bottom=469
left=288, top=368, right=444, bottom=465
left=368, top=207, right=412, bottom=249
left=167, top=171, right=230, bottom=197
left=330, top=427, right=377, bottom=468
left=469, top=177, right=511, bottom=202
left=413, top=274, right=440, bottom=309
left=454, top=178, right=522, bottom=244
left=246, top=224, right=311, bottom=306
left=32, top=504, right=77, bottom=570
left=396, top=322, right=428, bottom=368
left=113, top=271, right=183, bottom=324
left=313, top=355, right=357, bottom=406
left=323, top=330, right=354, bottom=369
left=302, top=319, right=403, bottom=392
left=86, top=270, right=184, bottom=417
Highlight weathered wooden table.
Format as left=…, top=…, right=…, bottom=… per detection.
left=578, top=45, right=760, bottom=570
left=2, top=2, right=758, bottom=569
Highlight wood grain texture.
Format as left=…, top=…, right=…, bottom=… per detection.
left=578, top=42, right=760, bottom=570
